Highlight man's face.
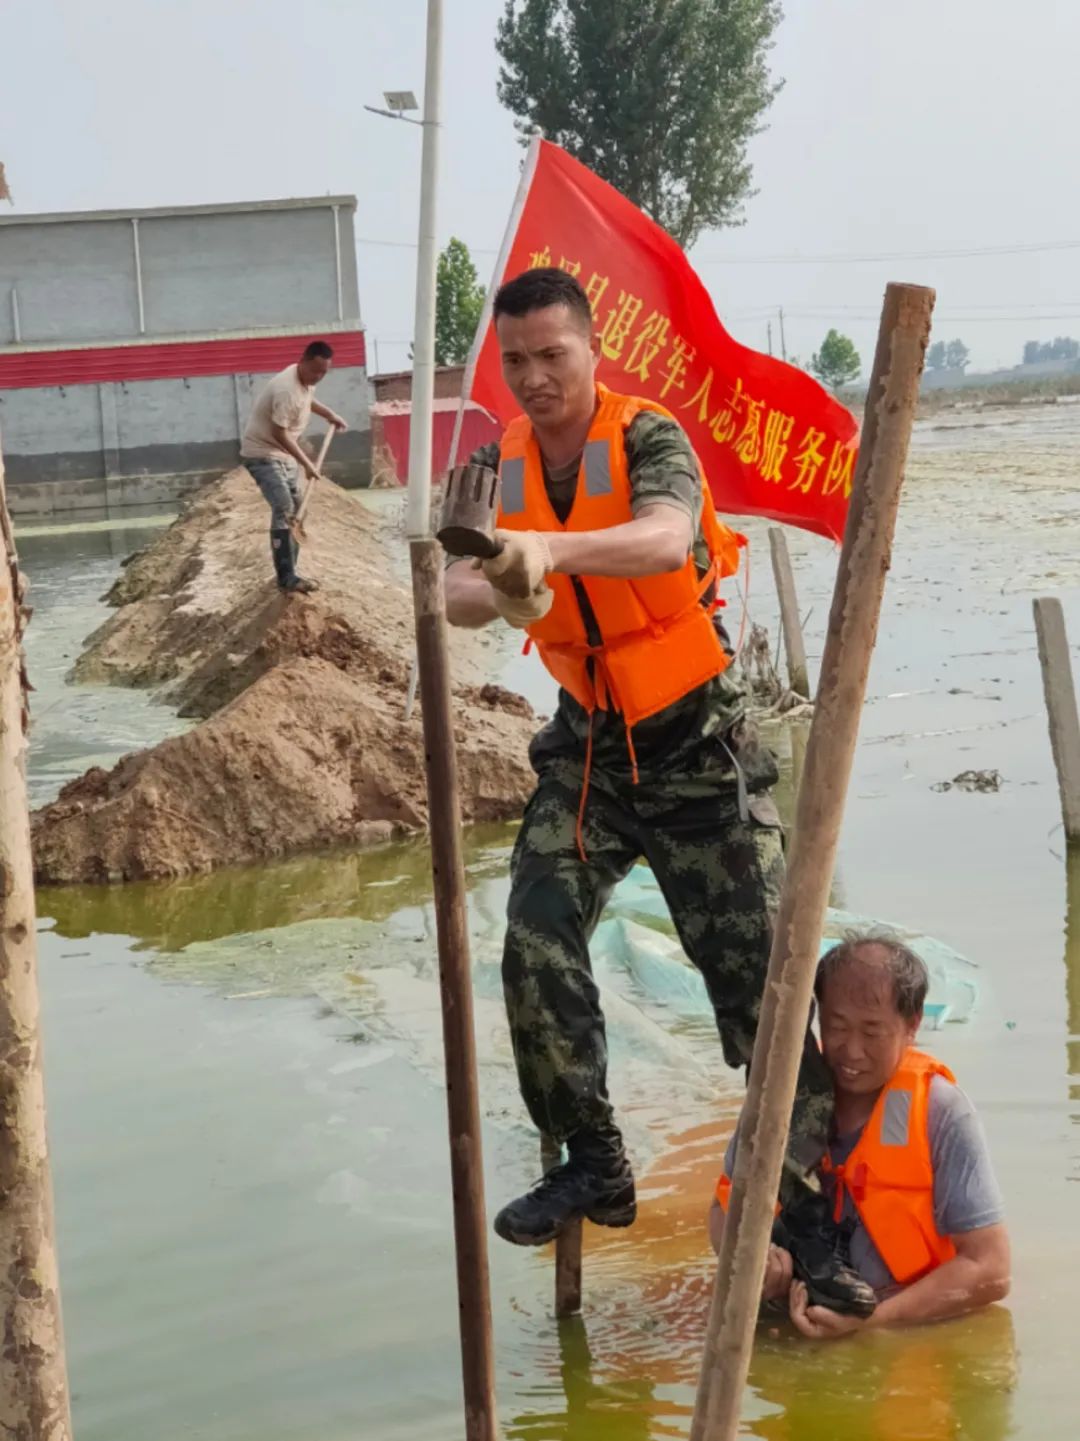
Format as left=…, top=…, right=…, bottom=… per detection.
left=496, top=304, right=599, bottom=429
left=818, top=955, right=919, bottom=1098
left=299, top=355, right=331, bottom=386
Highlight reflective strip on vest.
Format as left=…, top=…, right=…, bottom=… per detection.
left=582, top=438, right=612, bottom=497
left=501, top=455, right=526, bottom=515
left=881, top=1089, right=913, bottom=1147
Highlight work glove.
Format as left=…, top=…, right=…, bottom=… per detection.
left=477, top=529, right=552, bottom=600
left=492, top=584, right=554, bottom=629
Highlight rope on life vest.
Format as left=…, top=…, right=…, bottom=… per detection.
left=575, top=713, right=595, bottom=865
left=624, top=724, right=640, bottom=785
left=823, top=1156, right=870, bottom=1223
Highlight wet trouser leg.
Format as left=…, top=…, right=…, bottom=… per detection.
left=501, top=772, right=638, bottom=1145
left=642, top=788, right=833, bottom=1205
left=243, top=458, right=301, bottom=580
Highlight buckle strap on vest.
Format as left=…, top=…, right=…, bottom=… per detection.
left=821, top=1154, right=870, bottom=1223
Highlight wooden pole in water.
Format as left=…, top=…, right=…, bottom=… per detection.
left=768, top=527, right=811, bottom=700
left=0, top=437, right=74, bottom=1440
left=541, top=1135, right=582, bottom=1318
left=403, top=6, right=498, bottom=1439
left=690, top=282, right=934, bottom=1441
left=1033, top=597, right=1080, bottom=843
left=1063, top=847, right=1080, bottom=1084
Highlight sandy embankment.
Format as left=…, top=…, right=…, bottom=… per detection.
left=32, top=471, right=537, bottom=883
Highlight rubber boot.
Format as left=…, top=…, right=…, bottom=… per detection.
left=271, top=528, right=316, bottom=595
left=288, top=529, right=319, bottom=594
left=493, top=1127, right=636, bottom=1247
left=777, top=1192, right=877, bottom=1317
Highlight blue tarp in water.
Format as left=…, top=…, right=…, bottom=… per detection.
left=595, top=866, right=978, bottom=1031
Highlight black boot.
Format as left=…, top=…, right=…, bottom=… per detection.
left=288, top=529, right=319, bottom=593
left=777, top=1192, right=877, bottom=1317
left=270, top=528, right=316, bottom=595
left=493, top=1129, right=636, bottom=1247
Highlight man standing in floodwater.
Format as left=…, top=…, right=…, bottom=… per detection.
left=240, top=340, right=348, bottom=594
left=444, top=266, right=873, bottom=1315
left=711, top=934, right=1009, bottom=1333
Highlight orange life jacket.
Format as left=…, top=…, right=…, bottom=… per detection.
left=496, top=384, right=745, bottom=731
left=820, top=1048, right=958, bottom=1285
left=714, top=1048, right=958, bottom=1287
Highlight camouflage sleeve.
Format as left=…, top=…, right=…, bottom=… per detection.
left=624, top=411, right=703, bottom=528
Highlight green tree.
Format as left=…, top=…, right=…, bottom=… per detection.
left=810, top=330, right=861, bottom=392
left=435, top=238, right=486, bottom=366
left=495, top=0, right=783, bottom=248
left=945, top=338, right=970, bottom=372
left=926, top=340, right=947, bottom=371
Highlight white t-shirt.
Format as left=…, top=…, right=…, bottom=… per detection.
left=240, top=364, right=313, bottom=461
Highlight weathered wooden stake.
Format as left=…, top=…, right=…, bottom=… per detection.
left=1033, top=597, right=1080, bottom=842
left=1063, top=847, right=1080, bottom=1085
left=768, top=527, right=810, bottom=700
left=0, top=438, right=74, bottom=1439
left=691, top=282, right=934, bottom=1441
left=541, top=1135, right=582, bottom=1318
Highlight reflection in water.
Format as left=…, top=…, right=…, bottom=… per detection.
left=507, top=1317, right=657, bottom=1441
left=40, top=824, right=517, bottom=952
left=748, top=1305, right=1017, bottom=1441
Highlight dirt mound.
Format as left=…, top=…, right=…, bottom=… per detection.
left=34, top=470, right=537, bottom=883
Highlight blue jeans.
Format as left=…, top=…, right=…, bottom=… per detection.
left=243, top=457, right=300, bottom=529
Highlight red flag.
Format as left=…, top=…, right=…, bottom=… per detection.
left=469, top=140, right=858, bottom=541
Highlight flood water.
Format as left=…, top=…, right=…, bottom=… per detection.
left=17, top=404, right=1080, bottom=1438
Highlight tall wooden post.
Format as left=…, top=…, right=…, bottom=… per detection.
left=403, top=5, right=498, bottom=1438
left=0, top=439, right=74, bottom=1439
left=1064, top=846, right=1080, bottom=1089
left=410, top=543, right=497, bottom=1438
left=1033, top=597, right=1080, bottom=842
left=768, top=527, right=811, bottom=700
left=691, top=283, right=934, bottom=1441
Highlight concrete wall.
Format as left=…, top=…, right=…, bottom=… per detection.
left=0, top=201, right=361, bottom=344
left=0, top=198, right=368, bottom=513
left=0, top=364, right=371, bottom=517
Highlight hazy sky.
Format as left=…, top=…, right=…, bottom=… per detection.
left=4, top=0, right=1080, bottom=374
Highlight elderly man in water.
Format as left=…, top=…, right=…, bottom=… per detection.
left=710, top=933, right=1010, bottom=1337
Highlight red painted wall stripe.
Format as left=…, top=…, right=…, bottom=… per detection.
left=0, top=330, right=367, bottom=390
left=376, top=407, right=502, bottom=484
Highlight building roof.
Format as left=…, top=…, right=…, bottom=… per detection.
left=0, top=195, right=357, bottom=228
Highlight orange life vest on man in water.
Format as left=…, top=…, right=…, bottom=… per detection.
left=714, top=1048, right=959, bottom=1287
left=496, top=384, right=745, bottom=730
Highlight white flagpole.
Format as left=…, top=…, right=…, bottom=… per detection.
left=404, top=132, right=543, bottom=721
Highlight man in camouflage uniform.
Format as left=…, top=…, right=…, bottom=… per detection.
left=445, top=268, right=872, bottom=1315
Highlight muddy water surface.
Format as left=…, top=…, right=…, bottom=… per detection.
left=18, top=405, right=1080, bottom=1438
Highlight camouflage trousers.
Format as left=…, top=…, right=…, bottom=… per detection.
left=502, top=756, right=834, bottom=1203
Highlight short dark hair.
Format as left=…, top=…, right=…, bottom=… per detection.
left=302, top=340, right=334, bottom=361
left=493, top=267, right=593, bottom=332
left=815, top=931, right=929, bottom=1023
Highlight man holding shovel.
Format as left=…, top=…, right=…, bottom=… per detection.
left=240, top=340, right=347, bottom=594
left=444, top=267, right=873, bottom=1316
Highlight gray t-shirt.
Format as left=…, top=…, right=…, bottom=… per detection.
left=724, top=1076, right=1005, bottom=1294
